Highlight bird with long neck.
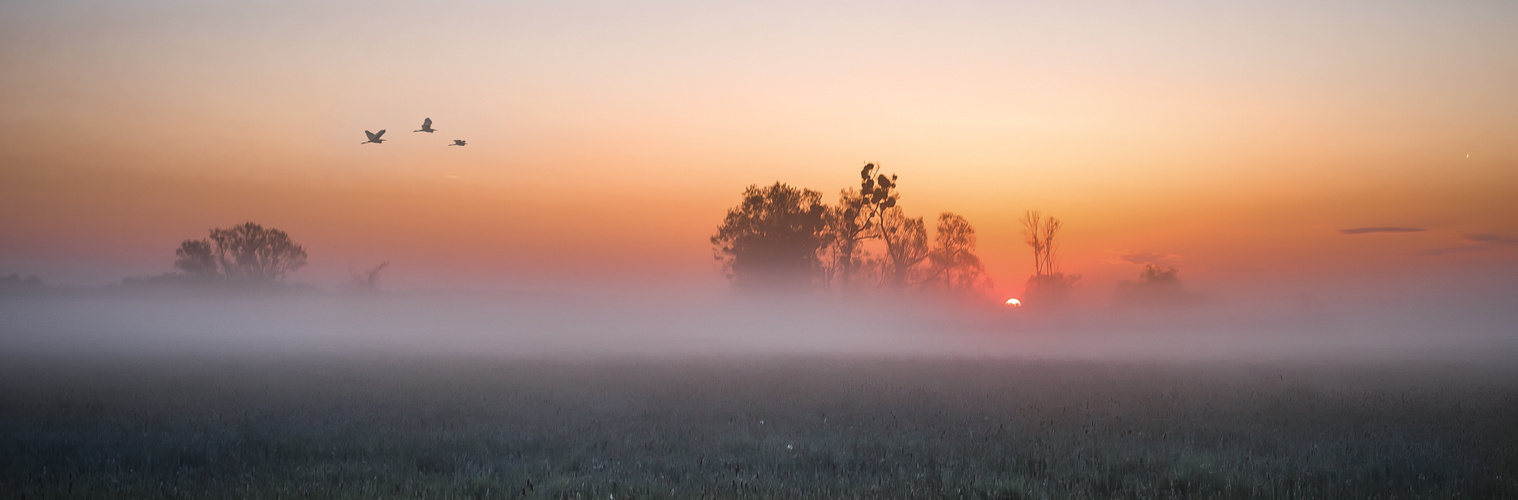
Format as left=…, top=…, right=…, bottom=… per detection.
left=414, top=118, right=435, bottom=133
left=362, top=130, right=386, bottom=144
left=449, top=140, right=467, bottom=146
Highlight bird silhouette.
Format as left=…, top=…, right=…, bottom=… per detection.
left=414, top=118, right=435, bottom=133
left=362, top=130, right=386, bottom=144
left=449, top=140, right=467, bottom=146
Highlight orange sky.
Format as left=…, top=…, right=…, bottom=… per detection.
left=2, top=1, right=1516, bottom=298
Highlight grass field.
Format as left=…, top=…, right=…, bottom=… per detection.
left=2, top=355, right=1515, bottom=499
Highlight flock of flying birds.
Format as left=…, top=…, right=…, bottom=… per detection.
left=361, top=118, right=466, bottom=147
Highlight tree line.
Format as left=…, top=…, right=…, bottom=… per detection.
left=108, top=172, right=1186, bottom=304
left=161, top=222, right=386, bottom=291
left=711, top=163, right=992, bottom=295
left=709, top=163, right=1146, bottom=305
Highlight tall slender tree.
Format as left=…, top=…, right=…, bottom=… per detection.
left=823, top=163, right=899, bottom=288
left=1021, top=211, right=1076, bottom=303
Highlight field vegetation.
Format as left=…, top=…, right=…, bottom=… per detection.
left=2, top=356, right=1515, bottom=499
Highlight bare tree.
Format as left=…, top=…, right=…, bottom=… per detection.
left=920, top=213, right=990, bottom=294
left=349, top=262, right=390, bottom=292
left=1022, top=210, right=1065, bottom=278
left=209, top=223, right=308, bottom=281
left=1021, top=211, right=1077, bottom=304
left=173, top=239, right=219, bottom=278
left=172, top=222, right=308, bottom=282
left=877, top=207, right=929, bottom=289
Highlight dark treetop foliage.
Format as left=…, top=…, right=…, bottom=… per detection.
left=714, top=164, right=989, bottom=295
left=711, top=183, right=828, bottom=291
left=173, top=222, right=308, bottom=282
left=823, top=163, right=900, bottom=288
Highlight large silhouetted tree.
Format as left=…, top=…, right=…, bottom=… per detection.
left=712, top=183, right=829, bottom=291
left=173, top=222, right=308, bottom=282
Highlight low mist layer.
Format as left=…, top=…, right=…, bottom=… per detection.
left=3, top=286, right=1514, bottom=366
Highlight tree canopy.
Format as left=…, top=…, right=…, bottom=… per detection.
left=713, top=166, right=990, bottom=296
left=711, top=183, right=829, bottom=291
left=173, top=222, right=308, bottom=282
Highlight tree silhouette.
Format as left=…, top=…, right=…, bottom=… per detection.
left=1138, top=264, right=1179, bottom=285
left=1022, top=210, right=1060, bottom=278
left=878, top=207, right=929, bottom=289
left=349, top=262, right=390, bottom=292
left=821, top=163, right=899, bottom=288
left=711, top=183, right=829, bottom=291
left=1021, top=211, right=1078, bottom=304
left=711, top=165, right=990, bottom=297
left=173, top=222, right=308, bottom=282
left=920, top=213, right=990, bottom=294
left=173, top=239, right=219, bottom=278
left=1114, top=264, right=1194, bottom=306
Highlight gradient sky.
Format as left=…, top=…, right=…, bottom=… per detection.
left=2, top=0, right=1515, bottom=299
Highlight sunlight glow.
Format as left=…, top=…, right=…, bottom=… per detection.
left=1005, top=298, right=1021, bottom=307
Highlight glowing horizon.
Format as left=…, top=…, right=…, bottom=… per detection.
left=2, top=0, right=1515, bottom=299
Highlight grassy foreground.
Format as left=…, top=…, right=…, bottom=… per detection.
left=1, top=356, right=1515, bottom=499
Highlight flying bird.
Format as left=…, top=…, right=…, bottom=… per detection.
left=362, top=130, right=386, bottom=144
left=449, top=140, right=467, bottom=147
left=414, top=118, right=435, bottom=133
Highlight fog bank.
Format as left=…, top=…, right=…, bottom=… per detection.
left=2, top=285, right=1514, bottom=366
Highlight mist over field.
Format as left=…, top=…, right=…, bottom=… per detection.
left=3, top=277, right=1515, bottom=365
left=5, top=280, right=1518, bottom=498
left=4, top=0, right=1518, bottom=496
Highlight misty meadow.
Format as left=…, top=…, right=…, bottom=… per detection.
left=5, top=0, right=1518, bottom=498
left=2, top=353, right=1515, bottom=499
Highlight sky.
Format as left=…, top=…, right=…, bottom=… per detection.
left=2, top=0, right=1516, bottom=301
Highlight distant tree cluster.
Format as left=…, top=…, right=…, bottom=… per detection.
left=0, top=273, right=42, bottom=288
left=173, top=222, right=308, bottom=282
left=712, top=164, right=990, bottom=295
left=1114, top=263, right=1200, bottom=306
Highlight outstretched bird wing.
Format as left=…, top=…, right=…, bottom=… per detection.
left=373, top=129, right=386, bottom=139
left=422, top=118, right=432, bottom=129
left=365, top=130, right=378, bottom=141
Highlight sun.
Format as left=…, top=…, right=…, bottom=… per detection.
left=1005, top=298, right=1021, bottom=307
